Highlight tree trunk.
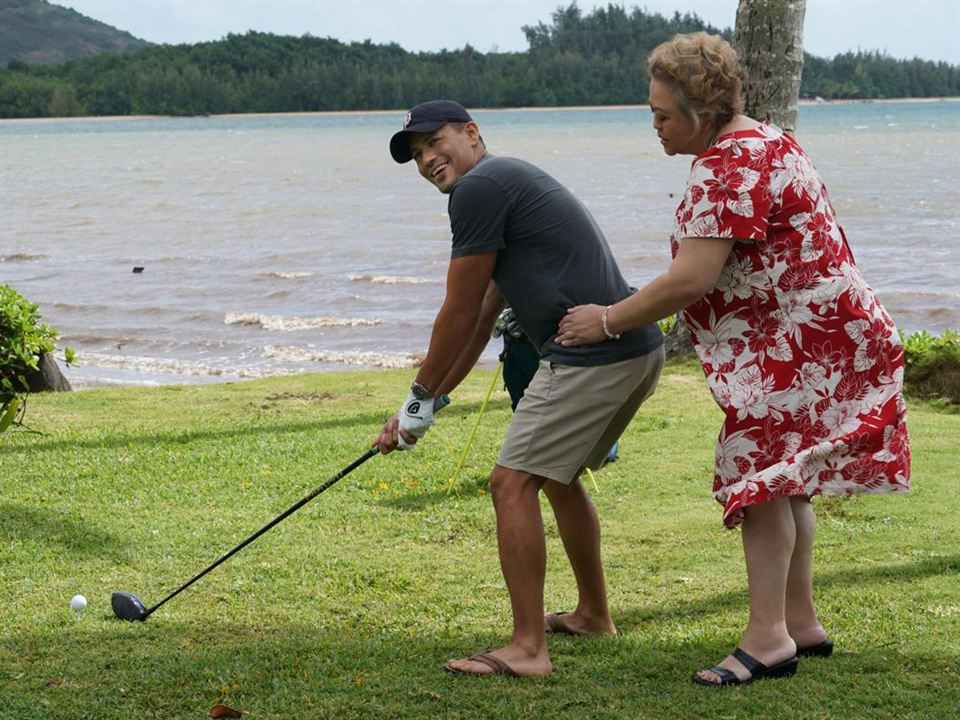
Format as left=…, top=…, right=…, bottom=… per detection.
left=733, top=0, right=807, bottom=134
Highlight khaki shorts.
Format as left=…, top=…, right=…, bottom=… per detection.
left=497, top=346, right=664, bottom=484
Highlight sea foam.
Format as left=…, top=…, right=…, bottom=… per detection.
left=264, top=344, right=422, bottom=368
left=225, top=312, right=381, bottom=330
left=77, top=351, right=291, bottom=379
left=348, top=274, right=438, bottom=285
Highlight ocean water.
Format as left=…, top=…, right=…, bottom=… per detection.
left=1, top=100, right=958, bottom=388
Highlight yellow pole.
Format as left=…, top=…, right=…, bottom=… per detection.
left=447, top=363, right=502, bottom=494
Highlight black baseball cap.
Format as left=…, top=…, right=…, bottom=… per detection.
left=389, top=100, right=474, bottom=164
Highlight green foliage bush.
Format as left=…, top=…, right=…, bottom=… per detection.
left=901, top=328, right=960, bottom=406
left=0, top=284, right=70, bottom=431
left=657, top=314, right=677, bottom=335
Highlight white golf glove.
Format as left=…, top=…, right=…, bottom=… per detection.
left=397, top=393, right=449, bottom=450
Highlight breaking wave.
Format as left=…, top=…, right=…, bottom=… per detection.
left=264, top=344, right=422, bottom=369
left=348, top=274, right=438, bottom=285
left=77, top=352, right=293, bottom=379
left=266, top=271, right=314, bottom=279
left=224, top=312, right=381, bottom=330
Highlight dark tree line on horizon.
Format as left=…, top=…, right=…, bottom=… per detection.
left=1, top=3, right=957, bottom=119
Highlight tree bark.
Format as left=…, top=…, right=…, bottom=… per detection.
left=733, top=0, right=807, bottom=134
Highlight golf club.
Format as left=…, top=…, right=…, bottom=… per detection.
left=112, top=444, right=381, bottom=621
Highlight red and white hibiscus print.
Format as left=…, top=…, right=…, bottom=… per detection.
left=671, top=123, right=910, bottom=528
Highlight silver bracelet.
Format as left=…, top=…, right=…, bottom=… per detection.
left=601, top=305, right=621, bottom=340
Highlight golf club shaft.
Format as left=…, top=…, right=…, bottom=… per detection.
left=145, top=445, right=380, bottom=616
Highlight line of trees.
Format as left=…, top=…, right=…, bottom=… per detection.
left=1, top=3, right=957, bottom=119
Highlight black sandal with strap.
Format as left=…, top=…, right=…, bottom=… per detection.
left=693, top=647, right=799, bottom=687
left=797, top=638, right=834, bottom=657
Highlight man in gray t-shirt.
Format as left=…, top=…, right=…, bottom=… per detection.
left=450, top=154, right=661, bottom=365
left=376, top=100, right=664, bottom=677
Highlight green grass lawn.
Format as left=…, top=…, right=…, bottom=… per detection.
left=1, top=362, right=957, bottom=719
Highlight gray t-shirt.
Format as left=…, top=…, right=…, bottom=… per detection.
left=448, top=155, right=662, bottom=366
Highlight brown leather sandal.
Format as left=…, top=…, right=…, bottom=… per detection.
left=544, top=611, right=586, bottom=636
left=443, top=652, right=520, bottom=677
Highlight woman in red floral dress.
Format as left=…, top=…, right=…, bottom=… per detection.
left=557, top=32, right=910, bottom=686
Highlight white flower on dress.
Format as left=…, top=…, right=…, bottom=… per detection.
left=792, top=150, right=822, bottom=200
left=820, top=400, right=863, bottom=439
left=844, top=318, right=890, bottom=372
left=758, top=123, right=783, bottom=141
left=872, top=424, right=901, bottom=462
left=891, top=470, right=910, bottom=490
left=715, top=428, right=755, bottom=484
left=689, top=213, right=721, bottom=238
left=728, top=365, right=777, bottom=421
left=796, top=361, right=829, bottom=394
left=687, top=309, right=747, bottom=368
left=819, top=474, right=855, bottom=495
left=839, top=263, right=875, bottom=310
left=728, top=168, right=762, bottom=217
left=774, top=289, right=819, bottom=344
left=806, top=269, right=849, bottom=312
left=789, top=210, right=835, bottom=263
left=717, top=253, right=768, bottom=303
left=747, top=139, right=769, bottom=166
left=706, top=378, right=733, bottom=408
left=770, top=148, right=822, bottom=205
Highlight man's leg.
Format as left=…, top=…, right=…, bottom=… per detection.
left=445, top=464, right=554, bottom=676
left=785, top=497, right=829, bottom=648
left=695, top=497, right=798, bottom=683
left=542, top=478, right=616, bottom=635
left=536, top=349, right=662, bottom=637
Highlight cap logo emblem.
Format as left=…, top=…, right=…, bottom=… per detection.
left=403, top=111, right=412, bottom=128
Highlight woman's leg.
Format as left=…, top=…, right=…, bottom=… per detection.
left=785, top=497, right=828, bottom=647
left=696, top=497, right=799, bottom=683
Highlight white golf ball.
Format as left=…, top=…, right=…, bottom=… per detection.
left=70, top=594, right=87, bottom=612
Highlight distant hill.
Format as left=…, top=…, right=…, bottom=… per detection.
left=0, top=0, right=149, bottom=65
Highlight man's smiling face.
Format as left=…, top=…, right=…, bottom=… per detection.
left=409, top=122, right=483, bottom=193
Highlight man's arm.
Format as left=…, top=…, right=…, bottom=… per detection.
left=436, top=280, right=506, bottom=397
left=414, top=251, right=498, bottom=392
left=377, top=251, right=497, bottom=453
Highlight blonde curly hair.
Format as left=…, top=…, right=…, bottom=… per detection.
left=647, top=32, right=745, bottom=133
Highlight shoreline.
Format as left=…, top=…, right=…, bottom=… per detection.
left=2, top=96, right=958, bottom=124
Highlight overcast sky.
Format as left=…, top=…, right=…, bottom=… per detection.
left=52, top=0, right=960, bottom=65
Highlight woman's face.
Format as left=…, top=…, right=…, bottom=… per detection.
left=648, top=76, right=713, bottom=156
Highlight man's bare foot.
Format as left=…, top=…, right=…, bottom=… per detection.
left=444, top=644, right=553, bottom=677
left=544, top=611, right=617, bottom=636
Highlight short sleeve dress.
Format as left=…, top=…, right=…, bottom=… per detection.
left=671, top=123, right=911, bottom=528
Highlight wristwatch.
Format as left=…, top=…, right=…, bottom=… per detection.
left=410, top=381, right=435, bottom=400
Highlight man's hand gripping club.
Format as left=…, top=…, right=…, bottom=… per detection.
left=377, top=389, right=450, bottom=455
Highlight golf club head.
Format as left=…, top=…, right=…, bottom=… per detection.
left=112, top=591, right=149, bottom=621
